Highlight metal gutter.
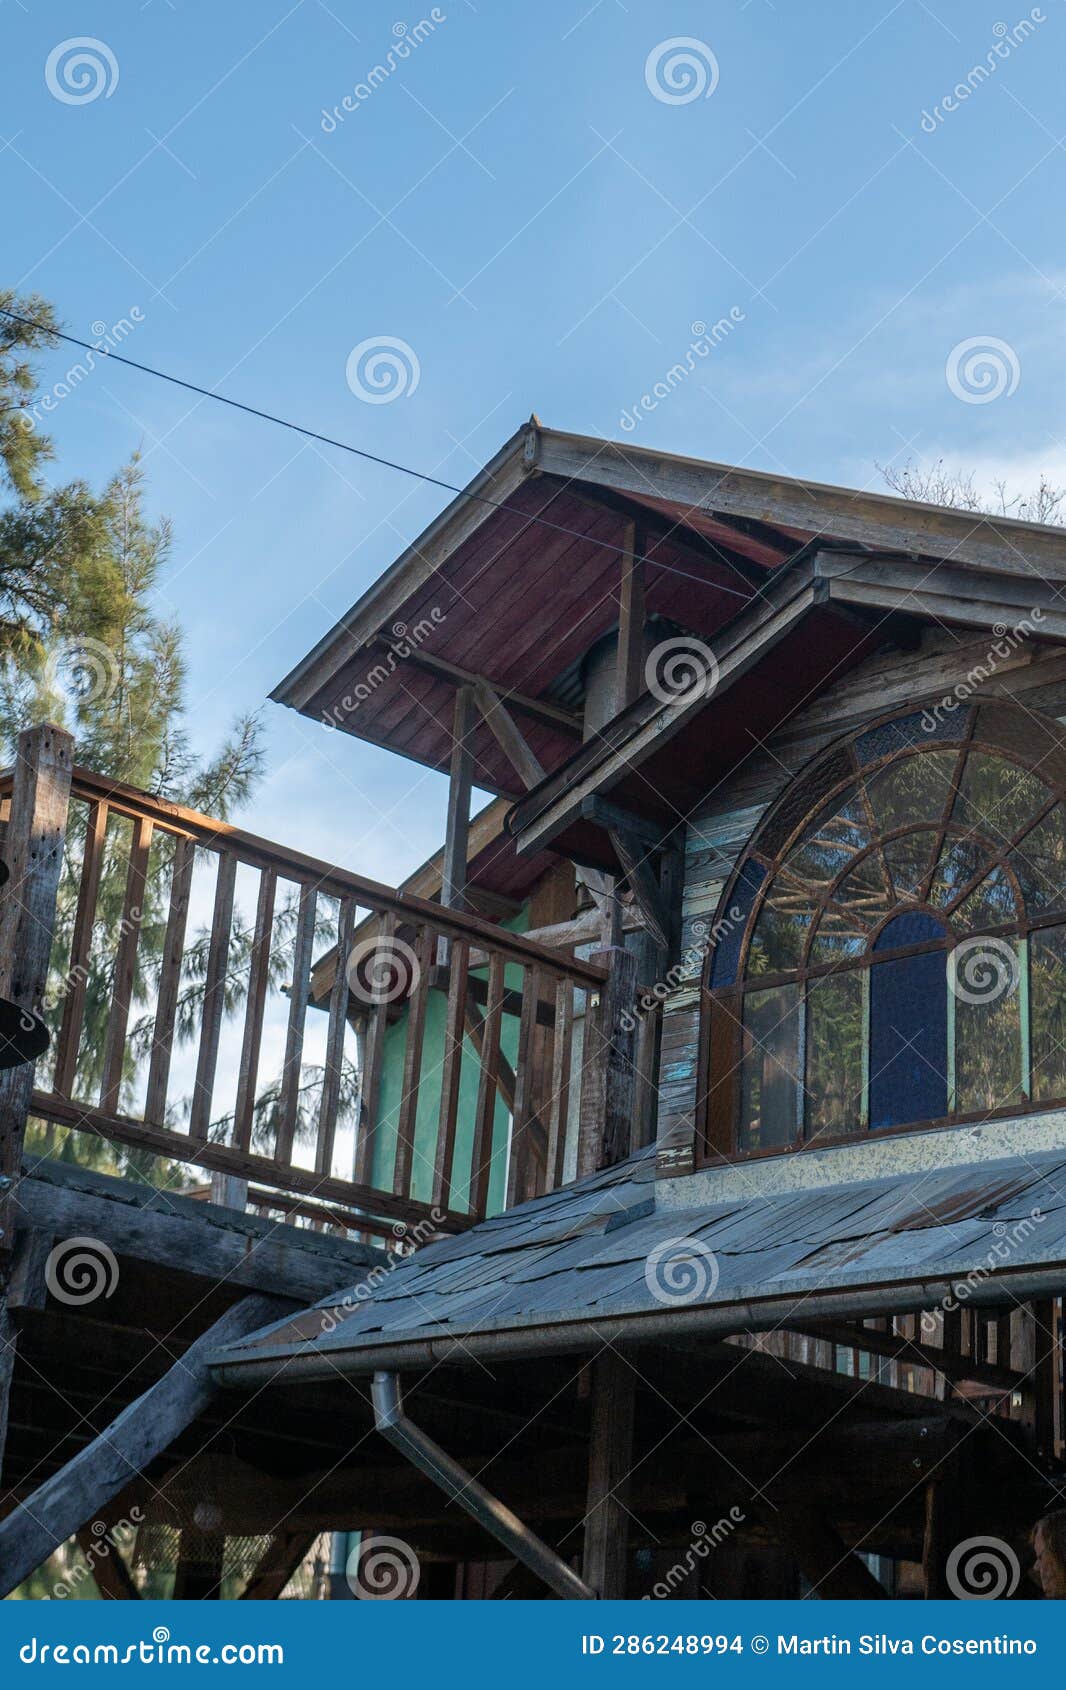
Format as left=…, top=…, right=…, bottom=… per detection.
left=371, top=1371, right=594, bottom=1600
left=209, top=1260, right=1066, bottom=1390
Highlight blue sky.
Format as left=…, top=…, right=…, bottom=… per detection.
left=3, top=0, right=1065, bottom=879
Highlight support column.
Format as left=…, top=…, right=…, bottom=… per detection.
left=577, top=946, right=638, bottom=1176
left=0, top=724, right=73, bottom=1482
left=582, top=1352, right=635, bottom=1598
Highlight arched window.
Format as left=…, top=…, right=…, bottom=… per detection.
left=702, top=699, right=1066, bottom=1157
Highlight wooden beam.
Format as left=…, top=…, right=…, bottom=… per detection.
left=442, top=686, right=474, bottom=914
left=583, top=1352, right=635, bottom=1598
left=0, top=724, right=73, bottom=1481
left=772, top=1506, right=888, bottom=1600
left=473, top=679, right=546, bottom=791
left=616, top=520, right=645, bottom=711
left=607, top=829, right=669, bottom=951
left=0, top=1294, right=283, bottom=1598
left=75, top=1524, right=141, bottom=1600
left=382, top=643, right=583, bottom=737
left=789, top=1320, right=1020, bottom=1393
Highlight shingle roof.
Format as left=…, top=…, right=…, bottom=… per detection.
left=209, top=1143, right=1066, bottom=1382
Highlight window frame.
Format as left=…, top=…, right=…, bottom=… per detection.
left=697, top=697, right=1066, bottom=1164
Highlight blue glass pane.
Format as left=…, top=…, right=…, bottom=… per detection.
left=711, top=858, right=765, bottom=987
left=869, top=949, right=948, bottom=1128
left=874, top=910, right=948, bottom=951
left=855, top=708, right=967, bottom=767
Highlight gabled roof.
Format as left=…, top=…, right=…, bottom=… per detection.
left=209, top=1142, right=1066, bottom=1386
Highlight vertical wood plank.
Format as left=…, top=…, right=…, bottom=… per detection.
left=582, top=1351, right=635, bottom=1598
left=0, top=723, right=73, bottom=1481
left=577, top=945, right=638, bottom=1177
left=275, top=883, right=317, bottom=1164
left=616, top=519, right=645, bottom=711
left=352, top=912, right=395, bottom=1187
left=188, top=852, right=237, bottom=1142
left=144, top=835, right=194, bottom=1126
left=315, top=896, right=355, bottom=1177
left=99, top=817, right=153, bottom=1116
left=432, top=938, right=469, bottom=1213
left=546, top=978, right=574, bottom=1193
left=506, top=965, right=540, bottom=1210
left=441, top=687, right=474, bottom=915
left=469, top=952, right=505, bottom=1216
left=392, top=925, right=434, bottom=1198
left=232, top=868, right=277, bottom=1154
left=53, top=800, right=108, bottom=1097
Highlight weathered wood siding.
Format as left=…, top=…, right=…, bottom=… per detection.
left=656, top=626, right=1066, bottom=1175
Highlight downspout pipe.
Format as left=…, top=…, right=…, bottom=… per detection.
left=371, top=1371, right=595, bottom=1600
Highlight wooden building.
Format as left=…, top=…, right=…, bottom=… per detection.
left=2, top=420, right=1066, bottom=1599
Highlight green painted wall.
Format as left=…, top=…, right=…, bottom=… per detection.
left=370, top=910, right=529, bottom=1216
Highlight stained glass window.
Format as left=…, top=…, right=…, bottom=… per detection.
left=706, top=700, right=1066, bottom=1155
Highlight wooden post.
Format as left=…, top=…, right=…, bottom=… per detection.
left=774, top=1507, right=888, bottom=1600
left=0, top=724, right=73, bottom=1482
left=442, top=686, right=474, bottom=915
left=582, top=1352, right=635, bottom=1598
left=577, top=946, right=638, bottom=1177
left=615, top=520, right=646, bottom=712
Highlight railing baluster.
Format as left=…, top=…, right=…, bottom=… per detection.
left=506, top=964, right=541, bottom=1209
left=432, top=937, right=469, bottom=1213
left=100, top=816, right=153, bottom=1115
left=469, top=951, right=505, bottom=1216
left=144, top=834, right=194, bottom=1125
left=233, top=868, right=277, bottom=1154
left=353, top=911, right=396, bottom=1187
left=275, top=883, right=317, bottom=1165
left=54, top=800, right=108, bottom=1097
left=392, top=924, right=434, bottom=1199
left=315, top=895, right=355, bottom=1177
left=547, top=979, right=574, bottom=1192
left=189, top=851, right=237, bottom=1141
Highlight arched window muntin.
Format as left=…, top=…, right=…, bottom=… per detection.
left=701, top=698, right=1066, bottom=1159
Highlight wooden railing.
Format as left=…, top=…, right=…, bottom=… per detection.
left=0, top=738, right=614, bottom=1235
